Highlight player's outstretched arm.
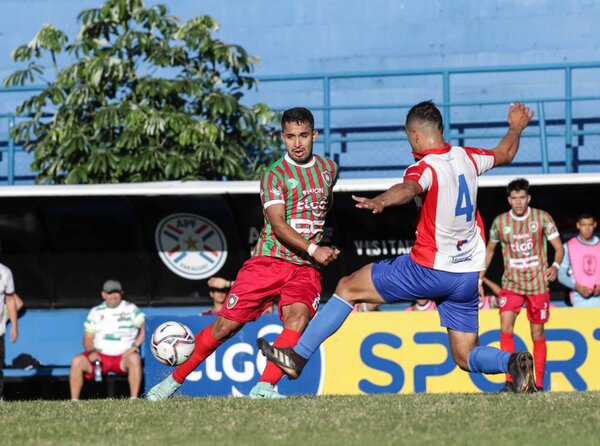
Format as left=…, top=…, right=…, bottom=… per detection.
left=492, top=102, right=534, bottom=167
left=353, top=180, right=420, bottom=214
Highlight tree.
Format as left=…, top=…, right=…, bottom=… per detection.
left=4, top=0, right=282, bottom=184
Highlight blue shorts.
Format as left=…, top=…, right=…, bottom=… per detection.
left=371, top=255, right=479, bottom=332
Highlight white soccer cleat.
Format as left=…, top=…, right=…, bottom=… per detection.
left=145, top=374, right=182, bottom=401
left=248, top=382, right=286, bottom=399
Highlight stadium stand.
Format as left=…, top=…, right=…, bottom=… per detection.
left=1, top=61, right=600, bottom=183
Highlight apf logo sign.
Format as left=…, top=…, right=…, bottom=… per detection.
left=155, top=213, right=227, bottom=280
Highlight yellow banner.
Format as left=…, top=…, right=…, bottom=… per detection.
left=321, top=307, right=600, bottom=394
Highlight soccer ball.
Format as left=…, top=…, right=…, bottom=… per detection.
left=150, top=321, right=195, bottom=366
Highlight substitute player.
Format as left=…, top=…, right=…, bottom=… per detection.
left=482, top=178, right=564, bottom=391
left=259, top=100, right=539, bottom=393
left=147, top=107, right=339, bottom=400
left=558, top=213, right=600, bottom=307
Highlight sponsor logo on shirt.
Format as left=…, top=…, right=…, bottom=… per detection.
left=270, top=187, right=283, bottom=199
left=450, top=254, right=473, bottom=264
left=456, top=239, right=468, bottom=251
left=227, top=294, right=238, bottom=309
left=529, top=221, right=538, bottom=232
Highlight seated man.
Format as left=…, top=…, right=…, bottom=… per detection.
left=201, top=276, right=231, bottom=315
left=69, top=280, right=145, bottom=400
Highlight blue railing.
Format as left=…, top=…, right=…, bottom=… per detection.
left=1, top=61, right=600, bottom=184
left=256, top=61, right=600, bottom=175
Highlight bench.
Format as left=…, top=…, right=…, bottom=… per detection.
left=3, top=306, right=204, bottom=399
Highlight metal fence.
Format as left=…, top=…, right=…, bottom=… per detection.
left=1, top=61, right=600, bottom=184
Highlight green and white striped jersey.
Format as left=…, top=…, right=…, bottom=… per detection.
left=84, top=300, right=144, bottom=355
left=253, top=153, right=338, bottom=266
left=490, top=207, right=560, bottom=294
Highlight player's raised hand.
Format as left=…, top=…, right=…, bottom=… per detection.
left=313, top=246, right=340, bottom=266
left=353, top=195, right=385, bottom=214
left=507, top=101, right=534, bottom=131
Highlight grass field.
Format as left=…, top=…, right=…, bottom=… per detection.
left=1, top=392, right=599, bottom=446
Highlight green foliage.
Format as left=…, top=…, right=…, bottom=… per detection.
left=4, top=0, right=282, bottom=183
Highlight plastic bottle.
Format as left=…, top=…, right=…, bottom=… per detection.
left=94, top=359, right=102, bottom=382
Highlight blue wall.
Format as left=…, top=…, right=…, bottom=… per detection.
left=0, top=0, right=599, bottom=177
left=2, top=0, right=599, bottom=103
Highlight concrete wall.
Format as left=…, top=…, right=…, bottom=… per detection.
left=0, top=0, right=598, bottom=177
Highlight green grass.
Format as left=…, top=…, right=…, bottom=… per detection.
left=1, top=392, right=599, bottom=446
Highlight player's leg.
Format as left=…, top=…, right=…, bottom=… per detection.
left=440, top=273, right=535, bottom=392
left=148, top=257, right=283, bottom=400
left=439, top=275, right=511, bottom=374
left=526, top=292, right=550, bottom=390
left=120, top=351, right=143, bottom=398
left=252, top=265, right=322, bottom=397
left=498, top=291, right=524, bottom=387
left=250, top=302, right=311, bottom=398
left=257, top=262, right=386, bottom=379
left=69, top=353, right=93, bottom=400
left=531, top=323, right=546, bottom=390
left=500, top=311, right=518, bottom=387
left=251, top=264, right=320, bottom=397
left=175, top=316, right=243, bottom=383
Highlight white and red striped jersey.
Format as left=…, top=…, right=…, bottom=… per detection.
left=404, top=144, right=495, bottom=273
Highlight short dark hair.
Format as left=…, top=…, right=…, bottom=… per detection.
left=405, top=100, right=443, bottom=133
left=577, top=213, right=596, bottom=222
left=507, top=178, right=530, bottom=195
left=281, top=107, right=314, bottom=131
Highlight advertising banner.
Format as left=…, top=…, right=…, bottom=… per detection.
left=1, top=179, right=598, bottom=308
left=144, top=307, right=600, bottom=395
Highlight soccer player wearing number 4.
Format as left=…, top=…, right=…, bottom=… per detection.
left=147, top=107, right=339, bottom=401
left=259, top=100, right=540, bottom=393
left=482, top=178, right=564, bottom=392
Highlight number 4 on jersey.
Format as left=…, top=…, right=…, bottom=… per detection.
left=455, top=174, right=473, bottom=221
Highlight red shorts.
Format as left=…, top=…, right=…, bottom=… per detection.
left=82, top=351, right=127, bottom=380
left=219, top=256, right=322, bottom=323
left=498, top=290, right=550, bottom=324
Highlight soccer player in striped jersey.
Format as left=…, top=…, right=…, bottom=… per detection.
left=259, top=100, right=541, bottom=393
left=482, top=178, right=564, bottom=391
left=147, top=107, right=340, bottom=401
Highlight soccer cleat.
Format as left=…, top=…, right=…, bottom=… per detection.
left=248, top=382, right=286, bottom=399
left=256, top=338, right=307, bottom=380
left=500, top=382, right=515, bottom=393
left=508, top=352, right=537, bottom=393
left=145, top=374, right=182, bottom=401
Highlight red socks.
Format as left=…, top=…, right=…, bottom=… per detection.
left=500, top=332, right=515, bottom=382
left=533, top=338, right=547, bottom=389
left=173, top=326, right=223, bottom=384
left=259, top=328, right=301, bottom=385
